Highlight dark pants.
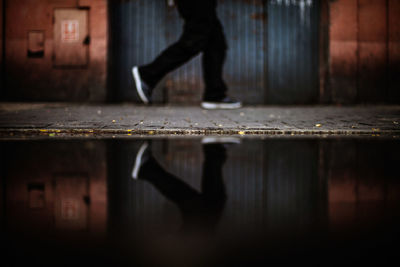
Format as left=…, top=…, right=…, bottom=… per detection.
left=139, top=0, right=228, bottom=101
left=138, top=144, right=227, bottom=234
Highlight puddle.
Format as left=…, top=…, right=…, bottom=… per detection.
left=1, top=137, right=400, bottom=266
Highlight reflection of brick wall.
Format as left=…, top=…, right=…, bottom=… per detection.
left=326, top=141, right=400, bottom=230
left=5, top=141, right=107, bottom=236
left=328, top=176, right=400, bottom=230
left=4, top=0, right=107, bottom=102
left=329, top=0, right=400, bottom=103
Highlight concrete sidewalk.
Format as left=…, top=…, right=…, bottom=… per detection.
left=0, top=103, right=399, bottom=138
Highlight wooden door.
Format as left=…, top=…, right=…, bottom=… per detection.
left=53, top=8, right=89, bottom=67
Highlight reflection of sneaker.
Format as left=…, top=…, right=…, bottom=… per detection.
left=131, top=142, right=150, bottom=179
left=201, top=137, right=241, bottom=145
left=201, top=96, right=242, bottom=110
left=132, top=66, right=152, bottom=104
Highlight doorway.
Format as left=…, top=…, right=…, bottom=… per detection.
left=107, top=0, right=320, bottom=105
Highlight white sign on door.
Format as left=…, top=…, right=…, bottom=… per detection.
left=61, top=20, right=79, bottom=42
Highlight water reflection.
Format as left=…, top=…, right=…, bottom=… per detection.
left=132, top=141, right=226, bottom=236
left=1, top=138, right=400, bottom=265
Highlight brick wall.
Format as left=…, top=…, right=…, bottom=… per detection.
left=329, top=0, right=359, bottom=103
left=329, top=0, right=400, bottom=104
left=1, top=0, right=3, bottom=92
left=3, top=0, right=107, bottom=102
left=4, top=1, right=399, bottom=104
left=0, top=0, right=3, bottom=63
left=388, top=0, right=400, bottom=102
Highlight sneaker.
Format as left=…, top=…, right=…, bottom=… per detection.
left=201, top=96, right=242, bottom=110
left=132, top=66, right=152, bottom=104
left=131, top=141, right=150, bottom=179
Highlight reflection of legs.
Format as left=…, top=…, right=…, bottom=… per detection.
left=202, top=21, right=228, bottom=101
left=202, top=144, right=227, bottom=204
left=139, top=157, right=200, bottom=206
left=136, top=143, right=228, bottom=233
left=137, top=144, right=227, bottom=209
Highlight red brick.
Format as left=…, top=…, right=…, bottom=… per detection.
left=359, top=0, right=388, bottom=42
left=330, top=0, right=358, bottom=41
left=0, top=0, right=2, bottom=66
left=389, top=0, right=400, bottom=42
left=329, top=0, right=359, bottom=103
left=5, top=0, right=108, bottom=101
left=358, top=43, right=387, bottom=101
left=388, top=0, right=400, bottom=101
left=358, top=0, right=388, bottom=102
left=330, top=41, right=358, bottom=78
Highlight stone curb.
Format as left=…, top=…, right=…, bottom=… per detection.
left=1, top=127, right=399, bottom=139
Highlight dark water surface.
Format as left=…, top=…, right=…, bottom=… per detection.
left=1, top=137, right=400, bottom=266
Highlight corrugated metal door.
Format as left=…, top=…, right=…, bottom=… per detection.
left=266, top=0, right=320, bottom=104
left=108, top=0, right=266, bottom=104
left=165, top=0, right=266, bottom=104
left=108, top=0, right=167, bottom=102
left=108, top=0, right=320, bottom=104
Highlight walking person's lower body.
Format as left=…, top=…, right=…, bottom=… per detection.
left=132, top=0, right=241, bottom=109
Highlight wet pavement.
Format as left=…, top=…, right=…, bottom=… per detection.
left=1, top=137, right=400, bottom=266
left=0, top=103, right=399, bottom=137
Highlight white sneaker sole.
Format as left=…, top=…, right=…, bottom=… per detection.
left=131, top=142, right=149, bottom=180
left=201, top=102, right=242, bottom=110
left=132, top=66, right=149, bottom=104
left=202, top=137, right=241, bottom=144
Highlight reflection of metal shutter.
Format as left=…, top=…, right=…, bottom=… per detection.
left=267, top=0, right=320, bottom=104
left=262, top=140, right=320, bottom=232
left=108, top=139, right=323, bottom=237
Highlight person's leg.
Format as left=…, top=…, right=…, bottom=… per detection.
left=138, top=1, right=217, bottom=89
left=138, top=25, right=209, bottom=88
left=202, top=20, right=228, bottom=102
left=138, top=156, right=201, bottom=207
left=200, top=19, right=242, bottom=109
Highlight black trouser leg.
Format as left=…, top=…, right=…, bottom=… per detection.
left=202, top=21, right=228, bottom=101
left=138, top=1, right=228, bottom=100
left=139, top=18, right=213, bottom=89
